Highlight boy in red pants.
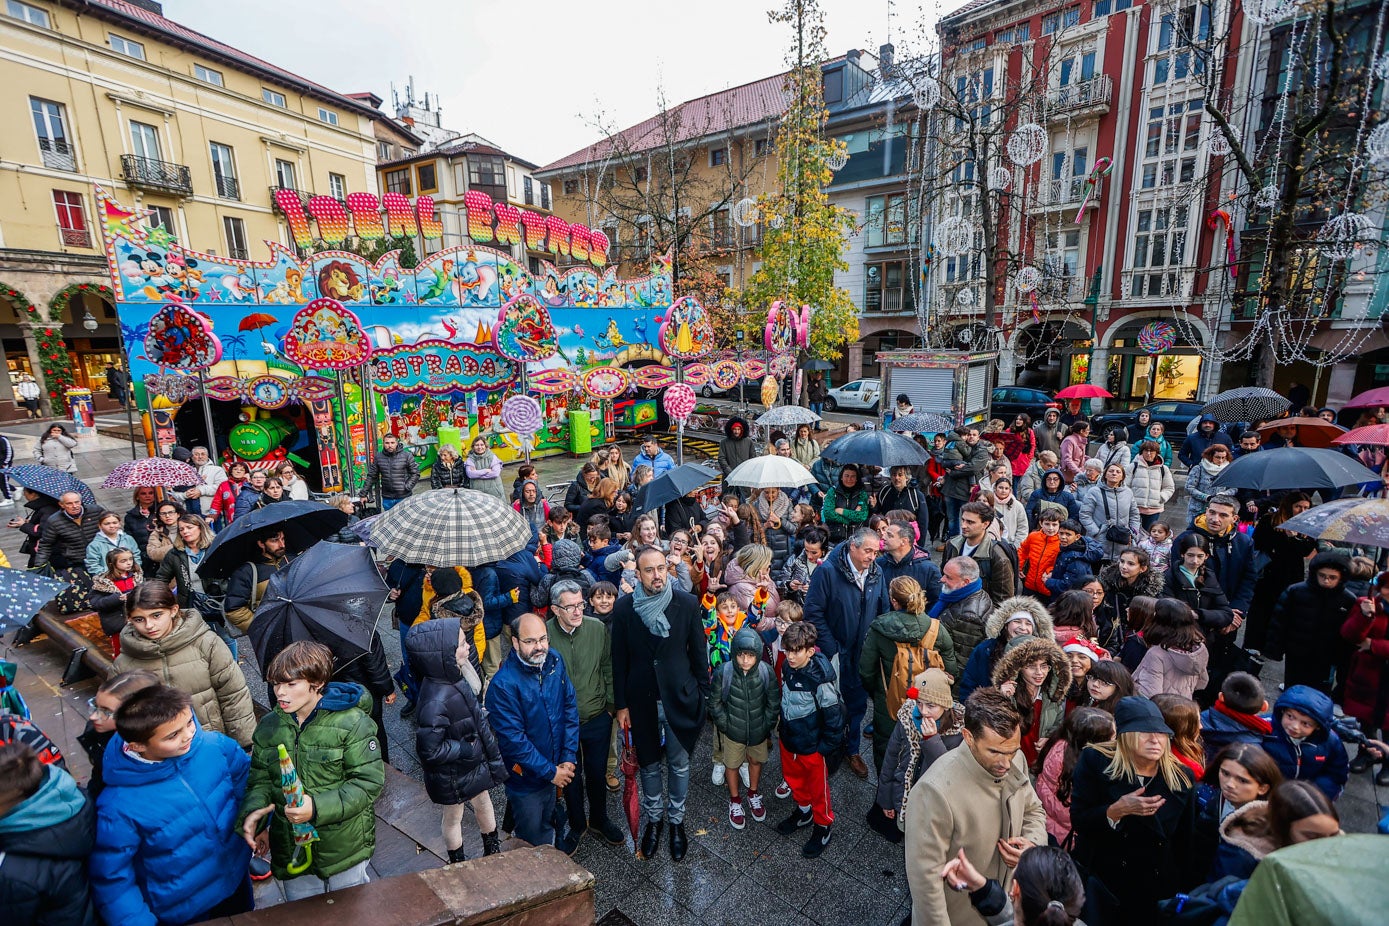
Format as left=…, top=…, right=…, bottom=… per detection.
left=774, top=621, right=844, bottom=858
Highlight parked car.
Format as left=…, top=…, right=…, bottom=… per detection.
left=1090, top=400, right=1205, bottom=448
left=990, top=386, right=1057, bottom=422
left=824, top=378, right=882, bottom=413
left=699, top=377, right=761, bottom=400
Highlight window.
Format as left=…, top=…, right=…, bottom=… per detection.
left=710, top=208, right=732, bottom=248
left=633, top=165, right=647, bottom=183
left=1044, top=229, right=1082, bottom=294
left=1043, top=8, right=1079, bottom=34
left=634, top=220, right=652, bottom=255
left=468, top=155, right=506, bottom=190
left=129, top=120, right=161, bottom=161
left=954, top=67, right=995, bottom=129
left=1058, top=51, right=1097, bottom=87
left=223, top=216, right=248, bottom=260
left=1050, top=146, right=1088, bottom=201
left=755, top=137, right=772, bottom=157
left=52, top=190, right=89, bottom=247
left=317, top=108, right=339, bottom=126
left=329, top=172, right=346, bottom=199
left=30, top=96, right=74, bottom=170
left=1139, top=100, right=1201, bottom=189
left=416, top=163, right=436, bottom=192
left=209, top=142, right=238, bottom=199
left=376, top=141, right=391, bottom=160
left=7, top=1, right=49, bottom=27
left=1130, top=204, right=1191, bottom=296
left=563, top=179, right=579, bottom=195
left=384, top=167, right=411, bottom=195
left=865, top=193, right=909, bottom=247
left=274, top=158, right=296, bottom=190
left=262, top=88, right=287, bottom=108
left=710, top=147, right=728, bottom=167
left=1093, top=0, right=1132, bottom=14
left=823, top=68, right=844, bottom=104
left=523, top=175, right=534, bottom=205
left=864, top=261, right=913, bottom=313
left=193, top=64, right=223, bottom=86
left=147, top=205, right=176, bottom=236
left=996, top=24, right=1031, bottom=43
left=540, top=183, right=551, bottom=210
left=109, top=34, right=145, bottom=60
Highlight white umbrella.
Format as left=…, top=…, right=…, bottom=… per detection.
left=725, top=455, right=817, bottom=489
left=755, top=406, right=822, bottom=427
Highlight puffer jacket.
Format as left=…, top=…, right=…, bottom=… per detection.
left=1025, top=471, right=1080, bottom=527
left=1261, top=685, right=1349, bottom=801
left=1162, top=563, right=1235, bottom=636
left=113, top=609, right=256, bottom=747
left=1080, top=484, right=1141, bottom=560
left=877, top=546, right=943, bottom=605
left=1018, top=530, right=1061, bottom=597
left=1267, top=552, right=1355, bottom=690
left=88, top=567, right=143, bottom=636
left=958, top=596, right=1055, bottom=700
left=991, top=634, right=1070, bottom=746
left=532, top=538, right=593, bottom=607
left=937, top=586, right=995, bottom=664
left=764, top=518, right=796, bottom=575
left=406, top=617, right=506, bottom=805
left=779, top=649, right=845, bottom=756
left=1211, top=799, right=1276, bottom=881
left=485, top=648, right=579, bottom=793
left=1133, top=640, right=1210, bottom=699
left=709, top=627, right=781, bottom=747
left=365, top=446, right=420, bottom=499
left=1045, top=536, right=1105, bottom=597
left=34, top=509, right=101, bottom=571
left=240, top=682, right=385, bottom=879
left=93, top=722, right=249, bottom=926
left=0, top=764, right=96, bottom=926
left=1126, top=457, right=1175, bottom=510
left=35, top=433, right=78, bottom=472
left=859, top=608, right=957, bottom=743
left=430, top=459, right=470, bottom=489
left=791, top=436, right=820, bottom=469
left=1185, top=460, right=1229, bottom=520
left=1096, top=562, right=1165, bottom=654
left=85, top=529, right=141, bottom=576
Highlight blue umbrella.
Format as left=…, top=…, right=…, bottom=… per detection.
left=5, top=465, right=97, bottom=508
left=198, top=499, right=347, bottom=579
left=0, top=567, right=71, bottom=633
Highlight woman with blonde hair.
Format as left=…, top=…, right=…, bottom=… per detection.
left=722, top=543, right=780, bottom=625
left=431, top=445, right=469, bottom=489
left=576, top=476, right=619, bottom=532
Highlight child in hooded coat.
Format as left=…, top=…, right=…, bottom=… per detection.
left=871, top=668, right=963, bottom=841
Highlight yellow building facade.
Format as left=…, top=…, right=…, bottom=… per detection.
left=0, top=0, right=384, bottom=413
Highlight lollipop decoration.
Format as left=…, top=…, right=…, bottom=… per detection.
left=501, top=394, right=543, bottom=463
left=664, top=382, right=698, bottom=465
left=1137, top=321, right=1177, bottom=355
left=1206, top=209, right=1237, bottom=277
left=1074, top=157, right=1114, bottom=223
left=144, top=301, right=222, bottom=371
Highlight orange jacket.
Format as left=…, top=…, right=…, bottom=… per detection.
left=1018, top=530, right=1061, bottom=596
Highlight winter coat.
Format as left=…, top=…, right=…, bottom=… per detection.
left=821, top=484, right=870, bottom=541
left=944, top=534, right=1017, bottom=606
left=778, top=649, right=844, bottom=756
left=1017, top=461, right=1048, bottom=502
left=405, top=617, right=506, bottom=805
left=564, top=477, right=594, bottom=516
left=1267, top=553, right=1356, bottom=691
left=34, top=509, right=100, bottom=571
left=1179, top=418, right=1233, bottom=467
left=1134, top=641, right=1210, bottom=699
left=514, top=496, right=550, bottom=535
left=709, top=627, right=780, bottom=746
left=113, top=610, right=256, bottom=747
left=208, top=478, right=244, bottom=524
left=1126, top=457, right=1175, bottom=511
left=791, top=436, right=819, bottom=468
left=430, top=459, right=470, bottom=489
left=1211, top=799, right=1276, bottom=881
left=241, top=682, right=384, bottom=880
left=1025, top=473, right=1081, bottom=528
left=1162, top=563, right=1236, bottom=637
left=763, top=518, right=797, bottom=575
left=84, top=530, right=141, bottom=576
left=1185, top=460, right=1230, bottom=521
left=1177, top=515, right=1258, bottom=613
left=611, top=587, right=710, bottom=766
left=36, top=434, right=78, bottom=472
left=92, top=723, right=249, bottom=926
left=16, top=494, right=58, bottom=563
left=532, top=539, right=593, bottom=607
left=1070, top=746, right=1199, bottom=926
left=122, top=507, right=156, bottom=566
left=1035, top=741, right=1078, bottom=846
left=804, top=540, right=891, bottom=668
left=629, top=448, right=675, bottom=480
left=365, top=446, right=420, bottom=499
left=877, top=546, right=943, bottom=605
left=1262, top=685, right=1350, bottom=801
left=1340, top=595, right=1389, bottom=729
left=904, top=739, right=1048, bottom=926
left=88, top=568, right=142, bottom=637
left=1096, top=562, right=1164, bottom=654
left=991, top=635, right=1071, bottom=749
left=938, top=587, right=995, bottom=665
left=0, top=764, right=96, bottom=926
left=233, top=482, right=265, bottom=518
left=487, top=647, right=581, bottom=793
left=941, top=440, right=991, bottom=501
left=153, top=544, right=220, bottom=612
left=492, top=541, right=545, bottom=628
left=1095, top=439, right=1132, bottom=473
left=1199, top=701, right=1272, bottom=765
left=145, top=524, right=177, bottom=564
left=1033, top=416, right=1065, bottom=457
left=875, top=483, right=931, bottom=528
left=1044, top=536, right=1105, bottom=598
left=1081, top=484, right=1142, bottom=560
left=718, top=417, right=756, bottom=477
left=545, top=613, right=613, bottom=724
left=876, top=700, right=964, bottom=818
left=958, top=596, right=1055, bottom=701
left=1017, top=530, right=1061, bottom=597
left=1060, top=433, right=1089, bottom=483
left=223, top=553, right=286, bottom=631
left=859, top=609, right=957, bottom=740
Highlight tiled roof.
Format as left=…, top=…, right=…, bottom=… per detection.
left=64, top=0, right=384, bottom=121
left=940, top=0, right=1005, bottom=25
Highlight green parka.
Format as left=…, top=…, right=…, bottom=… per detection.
left=239, top=681, right=385, bottom=880
left=708, top=628, right=780, bottom=748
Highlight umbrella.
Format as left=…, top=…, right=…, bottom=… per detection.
left=348, top=512, right=380, bottom=546
left=1201, top=386, right=1290, bottom=423
left=1227, top=835, right=1388, bottom=926
left=1277, top=497, right=1389, bottom=547
left=198, top=499, right=348, bottom=579
left=634, top=463, right=719, bottom=514
left=276, top=744, right=320, bottom=875
left=755, top=406, right=821, bottom=428
left=101, top=457, right=201, bottom=489
left=802, top=358, right=834, bottom=371
left=820, top=429, right=929, bottom=468
left=890, top=412, right=954, bottom=434
left=247, top=542, right=386, bottom=670
left=0, top=567, right=71, bottom=632
left=370, top=488, right=532, bottom=567
left=5, top=465, right=96, bottom=508
left=1211, top=447, right=1381, bottom=492
left=1334, top=424, right=1389, bottom=447
left=1343, top=387, right=1389, bottom=410
left=620, top=728, right=640, bottom=842
left=238, top=313, right=279, bottom=331
left=725, top=455, right=817, bottom=490
left=1254, top=416, right=1347, bottom=449
left=1054, top=384, right=1113, bottom=399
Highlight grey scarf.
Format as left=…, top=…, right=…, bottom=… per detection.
left=632, top=579, right=673, bottom=638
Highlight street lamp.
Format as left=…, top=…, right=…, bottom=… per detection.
left=82, top=310, right=98, bottom=332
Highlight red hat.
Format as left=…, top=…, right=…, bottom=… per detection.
left=1062, top=636, right=1108, bottom=663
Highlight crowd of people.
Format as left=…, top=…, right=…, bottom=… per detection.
left=3, top=402, right=1389, bottom=926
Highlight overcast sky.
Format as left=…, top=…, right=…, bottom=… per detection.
left=166, top=0, right=947, bottom=167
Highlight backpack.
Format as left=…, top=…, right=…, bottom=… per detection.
left=720, top=659, right=774, bottom=702
left=951, top=536, right=1024, bottom=596
left=880, top=621, right=943, bottom=719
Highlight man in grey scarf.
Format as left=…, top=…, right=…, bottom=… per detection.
left=610, top=545, right=709, bottom=863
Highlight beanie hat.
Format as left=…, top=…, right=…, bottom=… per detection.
left=1003, top=611, right=1036, bottom=633
left=430, top=567, right=463, bottom=600
left=1114, top=696, right=1173, bottom=736
left=906, top=668, right=953, bottom=710
left=1062, top=637, right=1109, bottom=664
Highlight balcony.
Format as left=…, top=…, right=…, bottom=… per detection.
left=1045, top=75, right=1112, bottom=121
left=1122, top=268, right=1195, bottom=302
left=215, top=173, right=240, bottom=200
left=120, top=154, right=192, bottom=195
left=1031, top=177, right=1093, bottom=213
left=865, top=288, right=916, bottom=314
left=59, top=227, right=91, bottom=248
left=39, top=138, right=77, bottom=171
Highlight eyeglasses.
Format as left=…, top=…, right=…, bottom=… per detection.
left=553, top=602, right=584, bottom=613
left=517, top=636, right=548, bottom=647
left=87, top=698, right=115, bottom=720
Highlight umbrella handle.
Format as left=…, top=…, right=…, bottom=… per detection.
left=286, top=842, right=314, bottom=876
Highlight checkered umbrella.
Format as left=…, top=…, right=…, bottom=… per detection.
left=369, top=488, right=532, bottom=567
left=1201, top=387, right=1291, bottom=424
left=101, top=457, right=201, bottom=489
left=755, top=406, right=821, bottom=428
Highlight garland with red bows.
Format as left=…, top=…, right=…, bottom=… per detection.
left=0, top=282, right=77, bottom=400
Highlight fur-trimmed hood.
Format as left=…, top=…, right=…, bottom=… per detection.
left=1098, top=562, right=1165, bottom=598
left=991, top=634, right=1072, bottom=701
left=984, top=595, right=1055, bottom=641
left=1219, top=799, right=1276, bottom=862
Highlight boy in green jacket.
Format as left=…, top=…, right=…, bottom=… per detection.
left=708, top=628, right=780, bottom=830
left=240, top=641, right=385, bottom=900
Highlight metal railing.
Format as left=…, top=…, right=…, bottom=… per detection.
left=1039, top=177, right=1087, bottom=206
left=1122, top=268, right=1195, bottom=301
left=39, top=138, right=77, bottom=171
left=119, top=154, right=192, bottom=194
left=1046, top=75, right=1112, bottom=117
left=215, top=173, right=240, bottom=200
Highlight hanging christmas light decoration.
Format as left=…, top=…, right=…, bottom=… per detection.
left=912, top=79, right=941, bottom=111
left=989, top=166, right=1013, bottom=191
left=732, top=198, right=759, bottom=228
left=1006, top=123, right=1048, bottom=166
left=1243, top=0, right=1299, bottom=24
left=1209, top=125, right=1240, bottom=156
left=1367, top=122, right=1389, bottom=167
left=1015, top=266, right=1042, bottom=293
left=1317, top=213, right=1373, bottom=260
left=957, top=287, right=976, bottom=307
left=1254, top=184, right=1280, bottom=209
left=933, top=216, right=974, bottom=257
left=826, top=149, right=849, bottom=171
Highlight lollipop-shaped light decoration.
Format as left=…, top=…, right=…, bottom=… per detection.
left=663, top=383, right=697, bottom=423
left=501, top=394, right=543, bottom=436
left=1137, top=321, right=1177, bottom=355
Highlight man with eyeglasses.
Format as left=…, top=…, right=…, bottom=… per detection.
left=546, top=580, right=623, bottom=851
left=485, top=611, right=579, bottom=851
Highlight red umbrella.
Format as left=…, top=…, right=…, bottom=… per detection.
left=1344, top=387, right=1389, bottom=410
left=1256, top=416, right=1347, bottom=449
left=1333, top=424, right=1389, bottom=447
left=1055, top=384, right=1114, bottom=399
left=238, top=313, right=279, bottom=331
left=620, top=728, right=641, bottom=845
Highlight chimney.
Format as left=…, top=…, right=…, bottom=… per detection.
left=126, top=0, right=164, bottom=13
left=847, top=48, right=861, bottom=67
left=879, top=42, right=895, bottom=76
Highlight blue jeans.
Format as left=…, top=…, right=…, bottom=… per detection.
left=382, top=496, right=404, bottom=511
left=944, top=496, right=966, bottom=541
left=506, top=785, right=557, bottom=848
left=809, top=402, right=824, bottom=415
left=831, top=653, right=867, bottom=758
left=638, top=701, right=690, bottom=826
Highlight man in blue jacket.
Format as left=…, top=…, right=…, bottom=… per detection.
left=804, top=527, right=890, bottom=780
left=629, top=435, right=675, bottom=480
left=1176, top=495, right=1258, bottom=615
left=1179, top=414, right=1233, bottom=468
left=486, top=612, right=580, bottom=850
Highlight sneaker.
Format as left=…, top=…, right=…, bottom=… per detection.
left=712, top=762, right=726, bottom=786
left=803, top=823, right=833, bottom=859
left=739, top=762, right=750, bottom=788
left=249, top=855, right=272, bottom=881
left=775, top=806, right=813, bottom=835
left=747, top=790, right=766, bottom=822
left=728, top=800, right=746, bottom=830
left=775, top=781, right=792, bottom=799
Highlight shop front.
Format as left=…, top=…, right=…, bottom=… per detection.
left=1104, top=319, right=1205, bottom=408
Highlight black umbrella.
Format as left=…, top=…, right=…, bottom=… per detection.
left=802, top=358, right=834, bottom=371
left=634, top=463, right=718, bottom=514
left=1201, top=387, right=1291, bottom=424
left=247, top=542, right=387, bottom=671
left=198, top=499, right=347, bottom=579
left=1211, top=447, right=1381, bottom=491
left=821, top=429, right=929, bottom=468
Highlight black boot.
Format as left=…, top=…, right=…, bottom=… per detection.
left=446, top=846, right=467, bottom=864
left=803, top=823, right=833, bottom=858
left=1377, top=765, right=1389, bottom=787
left=639, top=821, right=664, bottom=859
left=669, top=822, right=688, bottom=862
left=1351, top=748, right=1376, bottom=774
left=481, top=830, right=501, bottom=856
left=776, top=806, right=814, bottom=835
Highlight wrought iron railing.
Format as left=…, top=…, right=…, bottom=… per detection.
left=119, top=154, right=192, bottom=194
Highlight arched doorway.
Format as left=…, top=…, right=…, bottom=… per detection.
left=1012, top=320, right=1090, bottom=390
left=1105, top=317, right=1207, bottom=406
